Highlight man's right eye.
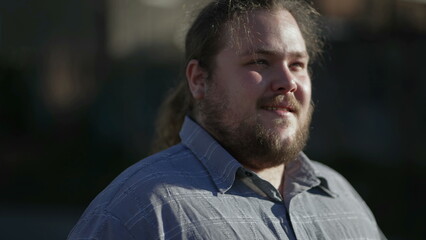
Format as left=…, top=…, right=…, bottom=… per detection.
left=249, top=59, right=268, bottom=65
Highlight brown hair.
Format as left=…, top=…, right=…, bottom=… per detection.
left=151, top=0, right=323, bottom=153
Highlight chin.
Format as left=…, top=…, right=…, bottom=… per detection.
left=277, top=125, right=298, bottom=138
left=277, top=135, right=296, bottom=146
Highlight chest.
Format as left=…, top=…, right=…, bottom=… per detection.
left=138, top=185, right=380, bottom=240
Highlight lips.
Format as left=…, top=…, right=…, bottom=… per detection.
left=257, top=94, right=301, bottom=117
left=258, top=94, right=301, bottom=117
left=262, top=105, right=294, bottom=113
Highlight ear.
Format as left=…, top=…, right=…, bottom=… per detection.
left=186, top=59, right=208, bottom=100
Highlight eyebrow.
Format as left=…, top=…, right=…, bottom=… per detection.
left=238, top=48, right=309, bottom=59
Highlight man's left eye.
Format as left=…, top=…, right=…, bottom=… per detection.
left=289, top=62, right=305, bottom=71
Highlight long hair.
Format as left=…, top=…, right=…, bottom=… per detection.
left=150, top=0, right=323, bottom=153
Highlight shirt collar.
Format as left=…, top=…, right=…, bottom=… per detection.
left=284, top=152, right=338, bottom=199
left=179, top=116, right=242, bottom=193
left=285, top=152, right=320, bottom=187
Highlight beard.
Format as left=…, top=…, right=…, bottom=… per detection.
left=197, top=90, right=313, bottom=170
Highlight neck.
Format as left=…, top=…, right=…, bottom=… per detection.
left=247, top=164, right=285, bottom=190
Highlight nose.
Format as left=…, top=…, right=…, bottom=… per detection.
left=270, top=64, right=297, bottom=93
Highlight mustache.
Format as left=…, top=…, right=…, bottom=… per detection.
left=257, top=95, right=302, bottom=113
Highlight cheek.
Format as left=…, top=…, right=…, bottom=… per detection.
left=222, top=73, right=263, bottom=118
left=245, top=71, right=264, bottom=84
left=237, top=71, right=265, bottom=96
left=296, top=78, right=312, bottom=104
left=229, top=71, right=264, bottom=96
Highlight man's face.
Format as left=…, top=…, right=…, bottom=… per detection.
left=197, top=9, right=313, bottom=170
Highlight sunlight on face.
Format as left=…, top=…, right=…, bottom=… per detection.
left=198, top=9, right=313, bottom=170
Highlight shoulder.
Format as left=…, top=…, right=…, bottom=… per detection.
left=102, top=144, right=198, bottom=204
left=68, top=144, right=206, bottom=239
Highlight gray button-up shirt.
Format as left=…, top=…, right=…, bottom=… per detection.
left=68, top=117, right=385, bottom=239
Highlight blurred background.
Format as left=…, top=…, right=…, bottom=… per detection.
left=0, top=0, right=425, bottom=239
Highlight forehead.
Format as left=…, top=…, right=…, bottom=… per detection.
left=223, top=9, right=307, bottom=55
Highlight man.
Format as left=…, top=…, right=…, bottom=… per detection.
left=69, top=0, right=386, bottom=239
